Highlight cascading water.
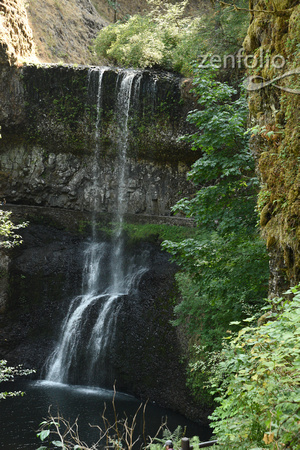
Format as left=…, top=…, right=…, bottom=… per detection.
left=45, top=68, right=148, bottom=387
left=110, top=70, right=142, bottom=292
left=87, top=66, right=107, bottom=217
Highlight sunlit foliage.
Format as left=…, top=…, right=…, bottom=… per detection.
left=94, top=0, right=250, bottom=74
left=208, top=286, right=300, bottom=449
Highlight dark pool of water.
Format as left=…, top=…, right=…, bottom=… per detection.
left=0, top=380, right=211, bottom=449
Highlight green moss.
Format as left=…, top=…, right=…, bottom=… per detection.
left=122, top=222, right=197, bottom=243
left=22, top=65, right=95, bottom=155
left=19, top=65, right=193, bottom=164
left=246, top=2, right=300, bottom=288
left=89, top=220, right=197, bottom=244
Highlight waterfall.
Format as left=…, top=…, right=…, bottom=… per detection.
left=110, top=70, right=142, bottom=293
left=45, top=68, right=148, bottom=387
left=85, top=67, right=107, bottom=217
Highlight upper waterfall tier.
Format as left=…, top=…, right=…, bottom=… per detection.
left=0, top=64, right=199, bottom=216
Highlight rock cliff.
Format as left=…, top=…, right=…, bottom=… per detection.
left=0, top=0, right=35, bottom=65
left=25, top=0, right=107, bottom=64
left=0, top=64, right=197, bottom=215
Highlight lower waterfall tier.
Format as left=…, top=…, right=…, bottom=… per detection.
left=0, top=214, right=209, bottom=423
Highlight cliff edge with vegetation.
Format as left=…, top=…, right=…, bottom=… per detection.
left=4, top=0, right=200, bottom=65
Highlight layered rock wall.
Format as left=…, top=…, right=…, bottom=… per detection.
left=0, top=64, right=197, bottom=216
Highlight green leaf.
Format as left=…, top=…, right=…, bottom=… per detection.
left=52, top=441, right=65, bottom=448
left=243, top=317, right=256, bottom=323
left=37, top=430, right=50, bottom=441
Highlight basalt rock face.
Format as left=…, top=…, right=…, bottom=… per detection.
left=0, top=208, right=204, bottom=422
left=0, top=64, right=25, bottom=125
left=0, top=64, right=197, bottom=216
left=112, top=251, right=204, bottom=421
left=0, top=223, right=85, bottom=369
left=0, top=0, right=35, bottom=66
left=245, top=0, right=300, bottom=296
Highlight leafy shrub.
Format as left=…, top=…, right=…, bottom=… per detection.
left=0, top=209, right=27, bottom=248
left=94, top=15, right=161, bottom=68
left=0, top=360, right=35, bottom=400
left=167, top=232, right=268, bottom=348
left=93, top=0, right=250, bottom=74
left=172, top=63, right=257, bottom=233
left=162, top=63, right=269, bottom=403
left=208, top=286, right=300, bottom=449
left=94, top=1, right=190, bottom=71
left=163, top=63, right=269, bottom=339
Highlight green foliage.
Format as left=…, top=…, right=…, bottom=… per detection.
left=80, top=220, right=197, bottom=243
left=187, top=343, right=221, bottom=407
left=174, top=63, right=258, bottom=234
left=162, top=64, right=268, bottom=326
left=162, top=63, right=269, bottom=404
left=121, top=222, right=196, bottom=243
left=93, top=0, right=250, bottom=74
left=149, top=425, right=187, bottom=450
left=167, top=233, right=268, bottom=347
left=147, top=425, right=209, bottom=450
left=208, top=286, right=300, bottom=449
left=165, top=230, right=268, bottom=406
left=0, top=210, right=28, bottom=248
left=0, top=360, right=35, bottom=400
left=94, top=0, right=190, bottom=72
left=195, top=0, right=250, bottom=57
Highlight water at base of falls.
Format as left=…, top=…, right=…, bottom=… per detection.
left=0, top=379, right=212, bottom=449
left=44, top=68, right=147, bottom=388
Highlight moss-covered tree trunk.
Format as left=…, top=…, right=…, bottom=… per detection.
left=244, top=0, right=300, bottom=295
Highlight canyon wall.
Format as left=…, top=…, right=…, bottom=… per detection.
left=0, top=49, right=201, bottom=420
